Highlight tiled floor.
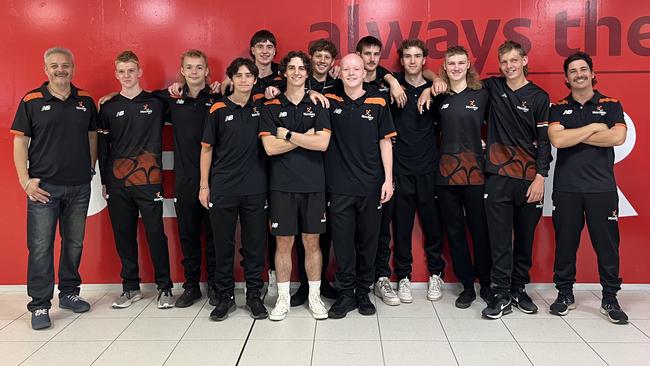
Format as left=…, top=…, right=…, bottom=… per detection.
left=1, top=285, right=649, bottom=366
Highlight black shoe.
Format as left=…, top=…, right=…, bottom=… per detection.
left=59, top=294, right=91, bottom=313
left=455, top=286, right=477, bottom=309
left=481, top=292, right=512, bottom=319
left=320, top=281, right=339, bottom=300
left=246, top=293, right=268, bottom=319
left=175, top=287, right=202, bottom=308
left=511, top=289, right=538, bottom=314
left=31, top=309, right=51, bottom=330
left=208, top=285, right=218, bottom=307
left=549, top=291, right=576, bottom=316
left=210, top=294, right=236, bottom=321
left=328, top=295, right=357, bottom=319
left=479, top=285, right=494, bottom=304
left=600, top=296, right=629, bottom=324
left=290, top=284, right=309, bottom=307
left=356, top=292, right=376, bottom=315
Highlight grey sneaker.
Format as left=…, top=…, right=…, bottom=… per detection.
left=59, top=294, right=91, bottom=313
left=31, top=309, right=51, bottom=330
left=112, top=290, right=143, bottom=309
left=157, top=289, right=175, bottom=309
left=374, top=277, right=400, bottom=306
left=427, top=274, right=444, bottom=301
left=398, top=278, right=414, bottom=303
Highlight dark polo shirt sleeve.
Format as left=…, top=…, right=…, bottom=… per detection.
left=533, top=92, right=551, bottom=177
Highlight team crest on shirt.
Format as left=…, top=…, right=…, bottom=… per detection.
left=592, top=105, right=607, bottom=116
left=153, top=192, right=164, bottom=202
left=225, top=114, right=234, bottom=122
left=379, top=82, right=389, bottom=93
left=361, top=109, right=374, bottom=121
left=333, top=108, right=342, bottom=114
left=303, top=106, right=315, bottom=118
left=441, top=103, right=449, bottom=110
left=140, top=104, right=153, bottom=114
left=251, top=107, right=260, bottom=117
left=465, top=100, right=478, bottom=111
left=76, top=101, right=87, bottom=112
left=279, top=111, right=288, bottom=118
left=176, top=99, right=185, bottom=105
left=562, top=109, right=573, bottom=115
left=41, top=105, right=51, bottom=112
left=517, top=101, right=530, bottom=113
left=205, top=98, right=214, bottom=107
left=608, top=210, right=618, bottom=221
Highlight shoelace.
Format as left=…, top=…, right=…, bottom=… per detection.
left=309, top=294, right=327, bottom=312
left=65, top=294, right=80, bottom=302
left=380, top=280, right=393, bottom=294
left=121, top=291, right=133, bottom=300
left=429, top=276, right=443, bottom=292
left=34, top=309, right=48, bottom=316
left=400, top=280, right=411, bottom=293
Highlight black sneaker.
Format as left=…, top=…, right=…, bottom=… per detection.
left=511, top=289, right=538, bottom=314
left=321, top=281, right=339, bottom=300
left=455, top=286, right=477, bottom=309
left=328, top=295, right=357, bottom=319
left=210, top=294, right=236, bottom=321
left=600, top=296, right=629, bottom=324
left=479, top=285, right=494, bottom=304
left=208, top=285, right=218, bottom=307
left=356, top=293, right=376, bottom=315
left=246, top=293, right=268, bottom=319
left=175, top=287, right=202, bottom=308
left=59, top=294, right=91, bottom=313
left=31, top=309, right=51, bottom=330
left=481, top=292, right=512, bottom=319
left=290, top=283, right=308, bottom=307
left=549, top=291, right=576, bottom=316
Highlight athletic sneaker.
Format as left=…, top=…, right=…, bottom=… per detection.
left=481, top=292, right=512, bottom=319
left=549, top=291, right=576, bottom=316
left=308, top=292, right=329, bottom=320
left=270, top=293, right=290, bottom=321
left=511, top=289, right=538, bottom=314
left=246, top=293, right=268, bottom=319
left=328, top=295, right=357, bottom=319
left=208, top=285, right=218, bottom=307
left=600, top=296, right=629, bottom=324
left=31, top=309, right=51, bottom=330
left=427, top=274, right=444, bottom=301
left=175, top=287, right=202, bottom=308
left=112, top=290, right=143, bottom=308
left=455, top=285, right=476, bottom=309
left=267, top=270, right=278, bottom=297
left=210, top=293, right=236, bottom=321
left=397, top=278, right=414, bottom=303
left=157, top=289, right=175, bottom=309
left=356, top=292, right=376, bottom=315
left=374, top=277, right=400, bottom=306
left=59, top=294, right=91, bottom=313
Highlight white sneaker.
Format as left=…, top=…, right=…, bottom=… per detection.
left=112, top=290, right=143, bottom=309
left=374, top=277, right=400, bottom=306
left=269, top=293, right=289, bottom=321
left=267, top=270, right=278, bottom=297
left=308, top=291, right=328, bottom=320
left=427, top=274, right=444, bottom=301
left=398, top=278, right=414, bottom=303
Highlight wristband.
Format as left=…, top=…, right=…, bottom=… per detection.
left=285, top=131, right=293, bottom=141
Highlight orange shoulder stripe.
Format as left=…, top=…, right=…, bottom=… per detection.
left=384, top=132, right=397, bottom=139
left=599, top=98, right=619, bottom=103
left=364, top=97, right=386, bottom=107
left=252, top=93, right=265, bottom=102
left=264, top=99, right=281, bottom=106
left=325, top=93, right=343, bottom=102
left=209, top=102, right=227, bottom=114
left=23, top=92, right=43, bottom=102
left=555, top=99, right=568, bottom=105
left=77, top=90, right=92, bottom=98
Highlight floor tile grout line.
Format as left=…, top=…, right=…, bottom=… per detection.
left=431, top=298, right=461, bottom=366
left=162, top=297, right=208, bottom=365
left=309, top=317, right=318, bottom=366
left=499, top=314, right=534, bottom=366
left=235, top=289, right=267, bottom=366
left=375, top=297, right=386, bottom=366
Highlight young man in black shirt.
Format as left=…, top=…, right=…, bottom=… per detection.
left=548, top=52, right=628, bottom=324
left=200, top=58, right=268, bottom=321
left=11, top=47, right=97, bottom=329
left=98, top=51, right=175, bottom=310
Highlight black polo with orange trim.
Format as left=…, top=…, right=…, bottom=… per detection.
left=550, top=91, right=626, bottom=193
left=10, top=82, right=97, bottom=185
left=201, top=96, right=267, bottom=196
left=363, top=65, right=391, bottom=104
left=98, top=91, right=166, bottom=188
left=324, top=92, right=396, bottom=196
left=259, top=93, right=331, bottom=193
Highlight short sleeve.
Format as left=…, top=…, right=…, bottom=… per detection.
left=378, top=105, right=396, bottom=140
left=605, top=100, right=625, bottom=128
left=10, top=101, right=32, bottom=137
left=313, top=104, right=331, bottom=133
left=259, top=104, right=277, bottom=137
left=201, top=109, right=218, bottom=147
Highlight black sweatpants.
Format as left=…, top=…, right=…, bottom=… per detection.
left=328, top=193, right=382, bottom=296
left=484, top=174, right=542, bottom=293
left=552, top=191, right=621, bottom=297
left=210, top=193, right=267, bottom=295
left=437, top=184, right=491, bottom=286
left=374, top=195, right=395, bottom=280
left=392, top=173, right=445, bottom=280
left=107, top=184, right=172, bottom=291
left=174, top=177, right=215, bottom=290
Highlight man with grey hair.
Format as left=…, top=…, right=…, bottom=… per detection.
left=11, top=47, right=98, bottom=330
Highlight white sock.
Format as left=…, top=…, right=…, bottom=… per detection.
left=308, top=280, right=321, bottom=295
left=277, top=282, right=290, bottom=297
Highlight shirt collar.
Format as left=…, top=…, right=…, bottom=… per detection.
left=40, top=82, right=80, bottom=101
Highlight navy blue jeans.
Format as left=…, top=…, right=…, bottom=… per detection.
left=27, top=182, right=90, bottom=311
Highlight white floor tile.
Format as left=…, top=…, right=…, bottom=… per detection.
left=376, top=295, right=436, bottom=318
left=182, top=315, right=253, bottom=340
left=382, top=340, right=457, bottom=366
left=312, top=340, right=383, bottom=366
left=315, top=316, right=379, bottom=340
left=0, top=292, right=31, bottom=302
left=249, top=316, right=316, bottom=340
left=503, top=318, right=582, bottom=342
left=378, top=317, right=447, bottom=341
left=0, top=318, right=73, bottom=342
left=92, top=340, right=176, bottom=366
left=139, top=296, right=206, bottom=318
left=0, top=341, right=44, bottom=365
left=591, top=342, right=650, bottom=366
left=519, top=342, right=606, bottom=366
left=632, top=319, right=650, bottom=337
left=79, top=291, right=154, bottom=318
left=451, top=341, right=531, bottom=366
left=0, top=301, right=28, bottom=320
left=239, top=339, right=313, bottom=366
left=566, top=318, right=650, bottom=342
left=164, top=340, right=244, bottom=366
left=433, top=295, right=486, bottom=319
left=21, top=340, right=110, bottom=366
left=441, top=318, right=514, bottom=342
left=52, top=317, right=133, bottom=341
left=615, top=292, right=650, bottom=319
left=117, top=317, right=193, bottom=341
left=0, top=319, right=12, bottom=330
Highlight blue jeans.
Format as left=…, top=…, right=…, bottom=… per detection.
left=27, top=182, right=90, bottom=311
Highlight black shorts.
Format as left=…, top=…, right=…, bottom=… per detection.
left=269, top=191, right=326, bottom=236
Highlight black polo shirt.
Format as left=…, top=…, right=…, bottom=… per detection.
left=363, top=65, right=391, bottom=104
left=434, top=87, right=490, bottom=185
left=391, top=72, right=438, bottom=176
left=550, top=91, right=625, bottom=193
left=483, top=77, right=551, bottom=181
left=324, top=92, right=396, bottom=196
left=98, top=91, right=165, bottom=188
left=152, top=86, right=221, bottom=180
left=305, top=75, right=339, bottom=95
left=10, top=82, right=97, bottom=185
left=201, top=96, right=267, bottom=196
left=259, top=93, right=331, bottom=193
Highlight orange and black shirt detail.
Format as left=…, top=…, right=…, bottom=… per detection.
left=98, top=91, right=165, bottom=188
left=391, top=72, right=438, bottom=176
left=152, top=86, right=221, bottom=180
left=224, top=62, right=283, bottom=103
left=550, top=91, right=626, bottom=193
left=324, top=92, right=396, bottom=196
left=434, top=87, right=489, bottom=186
left=363, top=65, right=392, bottom=106
left=483, top=77, right=551, bottom=181
left=259, top=93, right=331, bottom=193
left=201, top=96, right=267, bottom=196
left=10, top=82, right=97, bottom=185
left=305, top=75, right=339, bottom=95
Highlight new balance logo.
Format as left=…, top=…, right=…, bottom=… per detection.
left=176, top=99, right=185, bottom=105
left=320, top=212, right=327, bottom=223
left=116, top=110, right=125, bottom=117
left=563, top=109, right=573, bottom=115
left=225, top=114, right=234, bottom=122
left=41, top=105, right=51, bottom=111
left=333, top=108, right=342, bottom=114
left=271, top=222, right=279, bottom=228
left=441, top=103, right=449, bottom=110
left=279, top=111, right=287, bottom=118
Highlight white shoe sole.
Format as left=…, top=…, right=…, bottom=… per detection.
left=269, top=312, right=287, bottom=321
left=157, top=302, right=175, bottom=309
left=112, top=294, right=143, bottom=309
left=311, top=311, right=328, bottom=320
left=399, top=296, right=413, bottom=303
left=600, top=307, right=629, bottom=324
left=374, top=288, right=400, bottom=306
left=427, top=293, right=442, bottom=301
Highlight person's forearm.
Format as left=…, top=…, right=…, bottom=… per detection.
left=199, top=145, right=213, bottom=187
left=379, top=138, right=393, bottom=179
left=262, top=136, right=298, bottom=155
left=288, top=131, right=330, bottom=151
left=584, top=127, right=627, bottom=147
left=13, top=136, right=30, bottom=187
left=548, top=124, right=597, bottom=148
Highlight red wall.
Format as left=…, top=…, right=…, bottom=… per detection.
left=1, top=0, right=649, bottom=285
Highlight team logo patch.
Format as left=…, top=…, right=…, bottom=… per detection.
left=76, top=101, right=87, bottom=112
left=517, top=101, right=530, bottom=113
left=205, top=98, right=214, bottom=107
left=116, top=110, right=125, bottom=117
left=361, top=109, right=374, bottom=121
left=608, top=210, right=618, bottom=221
left=153, top=192, right=164, bottom=202
left=333, top=108, right=342, bottom=114
left=592, top=105, right=607, bottom=116
left=271, top=222, right=279, bottom=228
left=465, top=100, right=478, bottom=111
left=41, top=105, right=51, bottom=111
left=176, top=99, right=185, bottom=105
left=279, top=111, right=288, bottom=118
left=225, top=114, right=234, bottom=122
left=441, top=103, right=449, bottom=110
left=535, top=200, right=544, bottom=209
left=140, top=104, right=153, bottom=114
left=563, top=109, right=573, bottom=115
left=251, top=107, right=260, bottom=117
left=303, top=106, right=315, bottom=118
left=501, top=93, right=508, bottom=98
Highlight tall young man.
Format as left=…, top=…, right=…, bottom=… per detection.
left=260, top=51, right=331, bottom=320
left=200, top=58, right=268, bottom=321
left=12, top=47, right=97, bottom=329
left=98, top=51, right=175, bottom=309
left=548, top=52, right=628, bottom=324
